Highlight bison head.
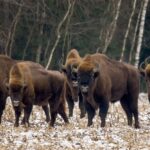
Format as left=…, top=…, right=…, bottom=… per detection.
left=77, top=59, right=99, bottom=109
left=139, top=56, right=150, bottom=102
left=61, top=62, right=79, bottom=102
left=77, top=62, right=99, bottom=95
left=7, top=82, right=27, bottom=107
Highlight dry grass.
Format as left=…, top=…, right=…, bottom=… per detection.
left=0, top=93, right=150, bottom=150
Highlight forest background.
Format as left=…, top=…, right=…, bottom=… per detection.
left=0, top=0, right=149, bottom=91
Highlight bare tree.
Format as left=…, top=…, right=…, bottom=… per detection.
left=45, top=0, right=72, bottom=69
left=129, top=3, right=143, bottom=63
left=135, top=0, right=149, bottom=68
left=102, top=0, right=122, bottom=54
left=22, top=24, right=35, bottom=60
left=120, top=0, right=137, bottom=61
left=61, top=0, right=76, bottom=63
left=5, top=0, right=23, bottom=56
left=36, top=1, right=45, bottom=63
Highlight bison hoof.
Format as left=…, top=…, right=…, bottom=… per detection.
left=24, top=122, right=30, bottom=128
left=101, top=123, right=106, bottom=128
left=69, top=114, right=73, bottom=117
left=21, top=120, right=25, bottom=125
left=134, top=124, right=140, bottom=129
left=87, top=122, right=92, bottom=127
left=80, top=113, right=85, bottom=118
left=14, top=123, right=19, bottom=127
left=46, top=118, right=50, bottom=123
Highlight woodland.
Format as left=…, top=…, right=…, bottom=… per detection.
left=0, top=0, right=149, bottom=70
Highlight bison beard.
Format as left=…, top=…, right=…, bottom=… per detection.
left=78, top=54, right=140, bottom=128
left=8, top=62, right=69, bottom=127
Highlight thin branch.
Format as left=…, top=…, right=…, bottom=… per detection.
left=134, top=0, right=149, bottom=68
left=102, top=0, right=122, bottom=54
left=45, top=0, right=72, bottom=69
left=129, top=3, right=143, bottom=63
left=120, top=0, right=137, bottom=62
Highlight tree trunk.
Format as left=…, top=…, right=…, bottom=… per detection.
left=36, top=2, right=45, bottom=63
left=45, top=0, right=72, bottom=69
left=62, top=0, right=75, bottom=64
left=120, top=0, right=137, bottom=62
left=102, top=0, right=122, bottom=54
left=5, top=0, right=23, bottom=56
left=22, top=25, right=35, bottom=60
left=4, top=1, right=9, bottom=54
left=129, top=3, right=143, bottom=63
left=134, top=0, right=149, bottom=68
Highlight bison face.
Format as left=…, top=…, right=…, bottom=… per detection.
left=8, top=84, right=27, bottom=107
left=139, top=58, right=150, bottom=102
left=145, top=74, right=150, bottom=102
left=61, top=64, right=79, bottom=101
left=78, top=68, right=99, bottom=95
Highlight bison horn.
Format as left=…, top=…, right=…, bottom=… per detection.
left=139, top=61, right=145, bottom=72
left=145, top=56, right=150, bottom=65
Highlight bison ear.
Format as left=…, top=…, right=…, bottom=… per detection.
left=23, top=84, right=27, bottom=91
left=93, top=69, right=99, bottom=78
left=93, top=63, right=99, bottom=78
left=61, top=65, right=67, bottom=74
left=139, top=70, right=145, bottom=77
left=139, top=62, right=146, bottom=77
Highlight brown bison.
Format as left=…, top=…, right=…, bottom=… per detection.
left=0, top=55, right=17, bottom=123
left=7, top=61, right=68, bottom=127
left=61, top=49, right=85, bottom=118
left=0, top=55, right=50, bottom=124
left=139, top=56, right=150, bottom=102
left=77, top=53, right=140, bottom=128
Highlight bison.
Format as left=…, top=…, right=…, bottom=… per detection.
left=139, top=56, right=150, bottom=102
left=0, top=55, right=17, bottom=123
left=77, top=53, right=140, bottom=128
left=61, top=49, right=85, bottom=118
left=7, top=61, right=68, bottom=127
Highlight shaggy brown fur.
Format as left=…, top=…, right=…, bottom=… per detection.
left=78, top=53, right=140, bottom=128
left=0, top=55, right=17, bottom=123
left=62, top=49, right=85, bottom=118
left=139, top=62, right=150, bottom=102
left=8, top=62, right=68, bottom=127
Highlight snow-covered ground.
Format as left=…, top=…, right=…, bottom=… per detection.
left=0, top=93, right=150, bottom=150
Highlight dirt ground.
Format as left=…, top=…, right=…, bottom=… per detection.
left=0, top=93, right=150, bottom=150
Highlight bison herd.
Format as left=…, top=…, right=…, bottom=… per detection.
left=0, top=50, right=149, bottom=129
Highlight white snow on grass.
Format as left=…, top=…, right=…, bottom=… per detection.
left=0, top=93, right=150, bottom=149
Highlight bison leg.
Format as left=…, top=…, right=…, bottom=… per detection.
left=0, top=100, right=6, bottom=124
left=120, top=96, right=133, bottom=126
left=66, top=95, right=74, bottom=117
left=42, top=105, right=50, bottom=123
left=128, top=96, right=140, bottom=128
left=50, top=111, right=57, bottom=127
left=0, top=93, right=7, bottom=124
left=85, top=101, right=95, bottom=126
left=58, top=102, right=69, bottom=124
left=79, top=92, right=86, bottom=118
left=14, top=107, right=21, bottom=127
left=24, top=105, right=33, bottom=127
left=21, top=117, right=25, bottom=125
left=99, top=101, right=109, bottom=127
